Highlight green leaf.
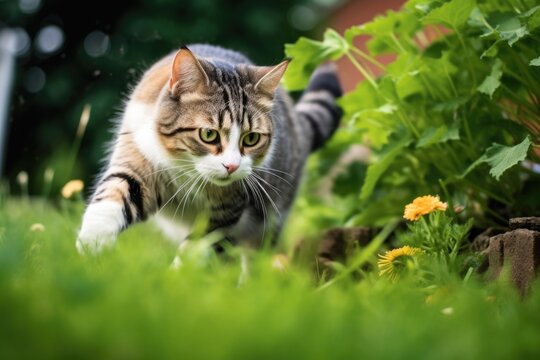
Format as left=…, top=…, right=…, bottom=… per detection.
left=423, top=0, right=476, bottom=29
left=477, top=59, right=503, bottom=98
left=530, top=56, right=540, bottom=66
left=360, top=136, right=412, bottom=201
left=478, top=12, right=531, bottom=47
left=480, top=41, right=500, bottom=59
left=416, top=124, right=460, bottom=148
left=338, top=81, right=384, bottom=120
left=352, top=10, right=420, bottom=55
left=352, top=104, right=399, bottom=148
left=387, top=53, right=424, bottom=99
left=461, top=137, right=531, bottom=180
left=528, top=6, right=540, bottom=30
left=496, top=16, right=529, bottom=46
left=485, top=136, right=531, bottom=180
left=283, top=29, right=348, bottom=91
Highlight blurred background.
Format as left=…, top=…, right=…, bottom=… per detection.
left=0, top=0, right=404, bottom=196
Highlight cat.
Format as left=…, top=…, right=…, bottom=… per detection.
left=76, top=44, right=342, bottom=254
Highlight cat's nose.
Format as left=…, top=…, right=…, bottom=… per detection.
left=222, top=163, right=239, bottom=174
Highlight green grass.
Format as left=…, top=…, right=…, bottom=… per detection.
left=1, top=198, right=540, bottom=359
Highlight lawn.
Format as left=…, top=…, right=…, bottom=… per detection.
left=1, top=198, right=539, bottom=359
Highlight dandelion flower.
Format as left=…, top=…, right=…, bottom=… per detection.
left=403, top=195, right=448, bottom=221
left=61, top=179, right=84, bottom=199
left=378, top=246, right=424, bottom=280
left=30, top=223, right=45, bottom=232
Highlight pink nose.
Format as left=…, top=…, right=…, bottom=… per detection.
left=222, top=163, right=239, bottom=174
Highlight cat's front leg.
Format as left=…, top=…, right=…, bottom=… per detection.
left=77, top=200, right=127, bottom=254
left=77, top=170, right=152, bottom=254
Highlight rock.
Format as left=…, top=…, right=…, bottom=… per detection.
left=509, top=217, right=540, bottom=232
left=488, top=228, right=540, bottom=296
left=487, top=234, right=505, bottom=280
left=471, top=227, right=504, bottom=253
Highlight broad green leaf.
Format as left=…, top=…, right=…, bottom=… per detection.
left=338, top=81, right=384, bottom=120
left=387, top=53, right=424, bottom=99
left=416, top=124, right=460, bottom=148
left=423, top=0, right=476, bottom=29
left=352, top=104, right=399, bottom=148
left=530, top=56, right=540, bottom=66
left=353, top=10, right=420, bottom=55
left=529, top=7, right=540, bottom=30
left=283, top=29, right=348, bottom=91
left=497, top=17, right=529, bottom=46
left=480, top=41, right=500, bottom=59
left=468, top=7, right=491, bottom=35
left=485, top=136, right=531, bottom=180
left=404, top=0, right=440, bottom=14
left=360, top=136, right=412, bottom=201
left=460, top=136, right=531, bottom=180
left=344, top=26, right=362, bottom=46
left=479, top=12, right=530, bottom=46
left=477, top=59, right=503, bottom=98
left=416, top=52, right=459, bottom=100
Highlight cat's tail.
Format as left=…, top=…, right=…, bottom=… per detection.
left=295, top=63, right=343, bottom=151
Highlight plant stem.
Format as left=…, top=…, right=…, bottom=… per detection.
left=350, top=47, right=386, bottom=70
left=345, top=52, right=378, bottom=89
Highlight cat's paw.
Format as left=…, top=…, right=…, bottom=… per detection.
left=76, top=201, right=124, bottom=255
left=76, top=232, right=116, bottom=255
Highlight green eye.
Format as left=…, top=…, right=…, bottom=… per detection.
left=242, top=132, right=261, bottom=147
left=199, top=128, right=219, bottom=144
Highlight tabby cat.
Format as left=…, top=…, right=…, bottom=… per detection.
left=77, top=44, right=342, bottom=254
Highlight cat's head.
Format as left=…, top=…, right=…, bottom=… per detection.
left=157, top=47, right=288, bottom=186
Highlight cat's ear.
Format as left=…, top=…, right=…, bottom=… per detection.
left=169, top=46, right=210, bottom=95
left=250, top=59, right=290, bottom=96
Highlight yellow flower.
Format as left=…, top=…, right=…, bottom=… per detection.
left=403, top=195, right=448, bottom=221
left=378, top=246, right=424, bottom=281
left=61, top=179, right=84, bottom=199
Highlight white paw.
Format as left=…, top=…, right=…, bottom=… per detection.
left=76, top=201, right=125, bottom=255
left=76, top=233, right=116, bottom=255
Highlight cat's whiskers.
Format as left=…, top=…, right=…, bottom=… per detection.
left=251, top=172, right=282, bottom=197
left=178, top=173, right=205, bottom=218
left=243, top=177, right=267, bottom=239
left=190, top=175, right=209, bottom=206
left=249, top=174, right=281, bottom=218
left=166, top=168, right=198, bottom=187
left=252, top=166, right=293, bottom=187
left=170, top=173, right=201, bottom=219
left=158, top=171, right=201, bottom=214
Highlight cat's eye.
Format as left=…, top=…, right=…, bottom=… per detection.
left=199, top=128, right=219, bottom=144
left=242, top=132, right=260, bottom=147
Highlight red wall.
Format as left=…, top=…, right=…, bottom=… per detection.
left=329, top=0, right=406, bottom=91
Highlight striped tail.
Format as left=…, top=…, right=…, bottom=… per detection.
left=295, top=63, right=343, bottom=151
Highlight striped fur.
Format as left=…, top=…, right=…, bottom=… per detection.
left=77, top=44, right=342, bottom=254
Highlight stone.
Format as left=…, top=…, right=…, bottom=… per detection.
left=509, top=217, right=540, bottom=232
left=471, top=227, right=504, bottom=253
left=488, top=228, right=540, bottom=296
left=487, top=234, right=504, bottom=280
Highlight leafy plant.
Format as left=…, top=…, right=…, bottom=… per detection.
left=285, top=0, right=540, bottom=227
